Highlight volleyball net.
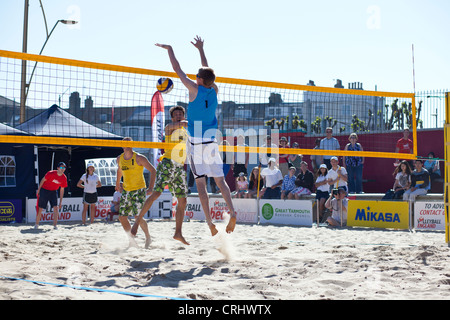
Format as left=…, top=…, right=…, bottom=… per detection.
left=0, top=49, right=417, bottom=162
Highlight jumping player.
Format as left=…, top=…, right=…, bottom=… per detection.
left=130, top=106, right=190, bottom=245
left=115, top=137, right=156, bottom=248
left=155, top=36, right=237, bottom=235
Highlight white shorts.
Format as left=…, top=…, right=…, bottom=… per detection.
left=188, top=138, right=224, bottom=179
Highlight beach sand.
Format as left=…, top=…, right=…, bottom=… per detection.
left=0, top=219, right=449, bottom=300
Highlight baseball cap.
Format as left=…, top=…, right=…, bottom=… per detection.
left=58, top=162, right=66, bottom=168
left=330, top=156, right=338, bottom=161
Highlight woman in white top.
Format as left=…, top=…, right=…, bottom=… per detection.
left=314, top=164, right=330, bottom=223
left=77, top=163, right=102, bottom=225
left=393, top=160, right=411, bottom=199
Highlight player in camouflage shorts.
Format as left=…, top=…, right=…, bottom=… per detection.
left=119, top=188, right=146, bottom=217
left=154, top=158, right=188, bottom=197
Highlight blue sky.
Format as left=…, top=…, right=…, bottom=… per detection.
left=1, top=0, right=449, bottom=93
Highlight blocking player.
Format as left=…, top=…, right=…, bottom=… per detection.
left=131, top=106, right=190, bottom=245
left=155, top=36, right=237, bottom=235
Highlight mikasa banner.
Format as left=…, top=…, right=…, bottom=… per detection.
left=347, top=200, right=409, bottom=229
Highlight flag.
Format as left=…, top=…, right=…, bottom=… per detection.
left=151, top=91, right=165, bottom=167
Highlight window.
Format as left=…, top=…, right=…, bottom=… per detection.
left=0, top=156, right=16, bottom=187
left=85, top=158, right=117, bottom=186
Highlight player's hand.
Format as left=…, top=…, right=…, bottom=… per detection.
left=190, top=35, right=204, bottom=50
left=155, top=43, right=171, bottom=50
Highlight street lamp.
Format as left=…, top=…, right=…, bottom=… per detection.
left=19, top=0, right=78, bottom=123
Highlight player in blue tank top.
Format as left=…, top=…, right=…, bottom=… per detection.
left=156, top=36, right=237, bottom=235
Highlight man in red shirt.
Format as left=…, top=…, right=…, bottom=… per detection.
left=35, top=162, right=68, bottom=229
left=395, top=128, right=414, bottom=166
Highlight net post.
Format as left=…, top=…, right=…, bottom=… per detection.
left=445, top=92, right=450, bottom=245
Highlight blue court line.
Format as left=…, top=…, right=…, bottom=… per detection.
left=0, top=276, right=191, bottom=300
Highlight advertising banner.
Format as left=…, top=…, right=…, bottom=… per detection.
left=26, top=197, right=114, bottom=223
left=259, top=200, right=313, bottom=226
left=185, top=197, right=258, bottom=224
left=414, top=202, right=445, bottom=231
left=0, top=199, right=22, bottom=223
left=347, top=200, right=409, bottom=229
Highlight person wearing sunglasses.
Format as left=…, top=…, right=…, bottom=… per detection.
left=35, top=162, right=68, bottom=230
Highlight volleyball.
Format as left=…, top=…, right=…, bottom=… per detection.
left=156, top=77, right=174, bottom=93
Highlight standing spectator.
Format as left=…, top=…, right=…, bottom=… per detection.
left=233, top=134, right=249, bottom=178
left=327, top=156, right=348, bottom=193
left=320, top=127, right=340, bottom=169
left=278, top=136, right=290, bottom=176
left=280, top=167, right=297, bottom=200
left=343, top=133, right=364, bottom=194
left=259, top=135, right=279, bottom=167
left=289, top=142, right=302, bottom=175
left=392, top=160, right=412, bottom=200
left=325, top=186, right=348, bottom=227
left=395, top=128, right=414, bottom=167
left=246, top=167, right=264, bottom=199
left=77, top=162, right=102, bottom=225
left=35, top=162, right=68, bottom=230
left=290, top=161, right=314, bottom=199
left=423, top=152, right=441, bottom=183
left=310, top=138, right=322, bottom=173
left=261, top=158, right=283, bottom=199
left=314, top=164, right=330, bottom=222
left=403, top=159, right=430, bottom=201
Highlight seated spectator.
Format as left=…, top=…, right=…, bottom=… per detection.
left=246, top=167, right=264, bottom=199
left=279, top=136, right=290, bottom=177
left=281, top=167, right=297, bottom=200
left=314, top=164, right=330, bottom=222
left=234, top=172, right=249, bottom=198
left=261, top=158, right=283, bottom=199
left=288, top=142, right=302, bottom=176
left=110, top=182, right=122, bottom=221
left=290, top=161, right=314, bottom=199
left=326, top=156, right=348, bottom=193
left=325, top=186, right=348, bottom=227
left=423, top=152, right=441, bottom=182
left=403, top=159, right=430, bottom=201
left=393, top=160, right=412, bottom=199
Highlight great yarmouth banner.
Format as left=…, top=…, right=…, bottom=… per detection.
left=259, top=200, right=313, bottom=226
left=347, top=200, right=409, bottom=229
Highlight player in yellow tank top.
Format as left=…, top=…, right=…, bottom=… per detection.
left=115, top=137, right=156, bottom=248
left=119, top=152, right=146, bottom=191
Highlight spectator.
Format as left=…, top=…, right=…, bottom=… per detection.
left=310, top=138, right=322, bottom=173
left=233, top=134, right=249, bottom=178
left=327, top=156, right=348, bottom=193
left=343, top=133, right=364, bottom=194
left=395, top=128, right=414, bottom=167
left=423, top=152, right=441, bottom=183
left=290, top=161, right=314, bottom=199
left=278, top=136, right=290, bottom=176
left=403, top=159, right=430, bottom=201
left=325, top=186, right=348, bottom=227
left=110, top=182, right=123, bottom=221
left=77, top=162, right=102, bottom=225
left=392, top=160, right=412, bottom=200
left=259, top=136, right=279, bottom=167
left=314, top=164, right=330, bottom=222
left=234, top=172, right=249, bottom=198
left=288, top=142, right=302, bottom=175
left=281, top=167, right=297, bottom=200
left=246, top=167, right=264, bottom=199
left=320, top=127, right=340, bottom=169
left=261, top=158, right=283, bottom=199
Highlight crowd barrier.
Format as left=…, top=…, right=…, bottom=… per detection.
left=2, top=192, right=441, bottom=232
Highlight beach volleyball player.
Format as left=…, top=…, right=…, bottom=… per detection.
left=155, top=36, right=237, bottom=235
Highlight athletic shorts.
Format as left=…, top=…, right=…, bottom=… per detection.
left=154, top=158, right=188, bottom=198
left=188, top=139, right=224, bottom=179
left=38, top=188, right=57, bottom=209
left=119, top=188, right=146, bottom=216
left=83, top=192, right=98, bottom=204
